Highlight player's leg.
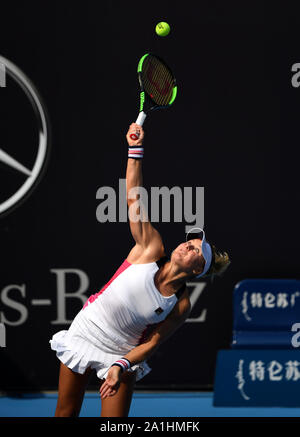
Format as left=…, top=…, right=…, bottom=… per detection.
left=55, top=362, right=92, bottom=417
left=100, top=370, right=137, bottom=417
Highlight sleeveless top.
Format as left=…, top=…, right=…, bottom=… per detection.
left=81, top=256, right=186, bottom=348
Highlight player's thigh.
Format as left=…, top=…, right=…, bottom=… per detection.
left=100, top=370, right=137, bottom=417
left=55, top=362, right=92, bottom=416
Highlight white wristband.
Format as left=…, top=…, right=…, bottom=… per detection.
left=111, top=358, right=132, bottom=372
left=128, top=147, right=144, bottom=159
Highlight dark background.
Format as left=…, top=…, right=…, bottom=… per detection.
left=0, top=1, right=299, bottom=391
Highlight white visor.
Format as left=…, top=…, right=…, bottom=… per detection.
left=186, top=227, right=213, bottom=278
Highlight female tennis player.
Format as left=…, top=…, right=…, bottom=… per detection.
left=50, top=123, right=230, bottom=417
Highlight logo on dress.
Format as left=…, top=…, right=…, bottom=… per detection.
left=155, top=307, right=164, bottom=315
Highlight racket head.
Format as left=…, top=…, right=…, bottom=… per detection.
left=137, top=53, right=177, bottom=113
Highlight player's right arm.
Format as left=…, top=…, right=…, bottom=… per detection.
left=126, top=123, right=165, bottom=263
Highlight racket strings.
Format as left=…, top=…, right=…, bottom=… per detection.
left=143, top=61, right=173, bottom=104
left=141, top=55, right=175, bottom=106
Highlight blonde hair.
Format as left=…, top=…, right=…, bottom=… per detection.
left=205, top=244, right=231, bottom=281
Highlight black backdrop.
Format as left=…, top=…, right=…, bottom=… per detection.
left=0, top=1, right=300, bottom=391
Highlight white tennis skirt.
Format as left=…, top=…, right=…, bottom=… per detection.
left=49, top=309, right=151, bottom=382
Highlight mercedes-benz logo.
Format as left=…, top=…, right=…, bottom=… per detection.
left=0, top=55, right=51, bottom=218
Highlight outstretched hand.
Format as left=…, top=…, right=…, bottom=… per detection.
left=126, top=123, right=144, bottom=147
left=99, top=366, right=122, bottom=400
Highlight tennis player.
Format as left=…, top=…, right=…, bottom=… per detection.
left=50, top=123, right=230, bottom=417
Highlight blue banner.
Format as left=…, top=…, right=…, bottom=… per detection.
left=214, top=350, right=300, bottom=406
left=232, top=280, right=300, bottom=348
left=234, top=280, right=300, bottom=329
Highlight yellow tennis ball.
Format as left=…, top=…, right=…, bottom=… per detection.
left=155, top=22, right=170, bottom=37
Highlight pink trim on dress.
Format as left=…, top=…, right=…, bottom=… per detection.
left=83, top=259, right=131, bottom=309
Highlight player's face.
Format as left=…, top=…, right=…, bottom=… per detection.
left=171, top=239, right=204, bottom=275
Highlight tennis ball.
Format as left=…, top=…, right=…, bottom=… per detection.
left=155, top=22, right=170, bottom=37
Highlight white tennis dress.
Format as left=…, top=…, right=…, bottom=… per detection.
left=50, top=257, right=185, bottom=381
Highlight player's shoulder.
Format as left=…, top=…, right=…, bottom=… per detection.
left=126, top=241, right=165, bottom=264
left=172, top=288, right=191, bottom=319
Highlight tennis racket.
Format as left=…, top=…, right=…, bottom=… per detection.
left=130, top=53, right=177, bottom=140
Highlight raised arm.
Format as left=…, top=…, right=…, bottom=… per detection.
left=126, top=123, right=164, bottom=263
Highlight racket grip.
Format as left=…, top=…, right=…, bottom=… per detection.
left=129, top=111, right=147, bottom=140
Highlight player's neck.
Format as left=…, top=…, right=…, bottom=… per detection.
left=155, top=262, right=187, bottom=295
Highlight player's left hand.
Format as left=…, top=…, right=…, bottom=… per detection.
left=99, top=366, right=122, bottom=399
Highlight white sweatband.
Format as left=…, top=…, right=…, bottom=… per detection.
left=111, top=357, right=132, bottom=373
left=128, top=147, right=144, bottom=159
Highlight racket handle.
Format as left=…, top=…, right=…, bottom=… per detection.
left=129, top=111, right=147, bottom=140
